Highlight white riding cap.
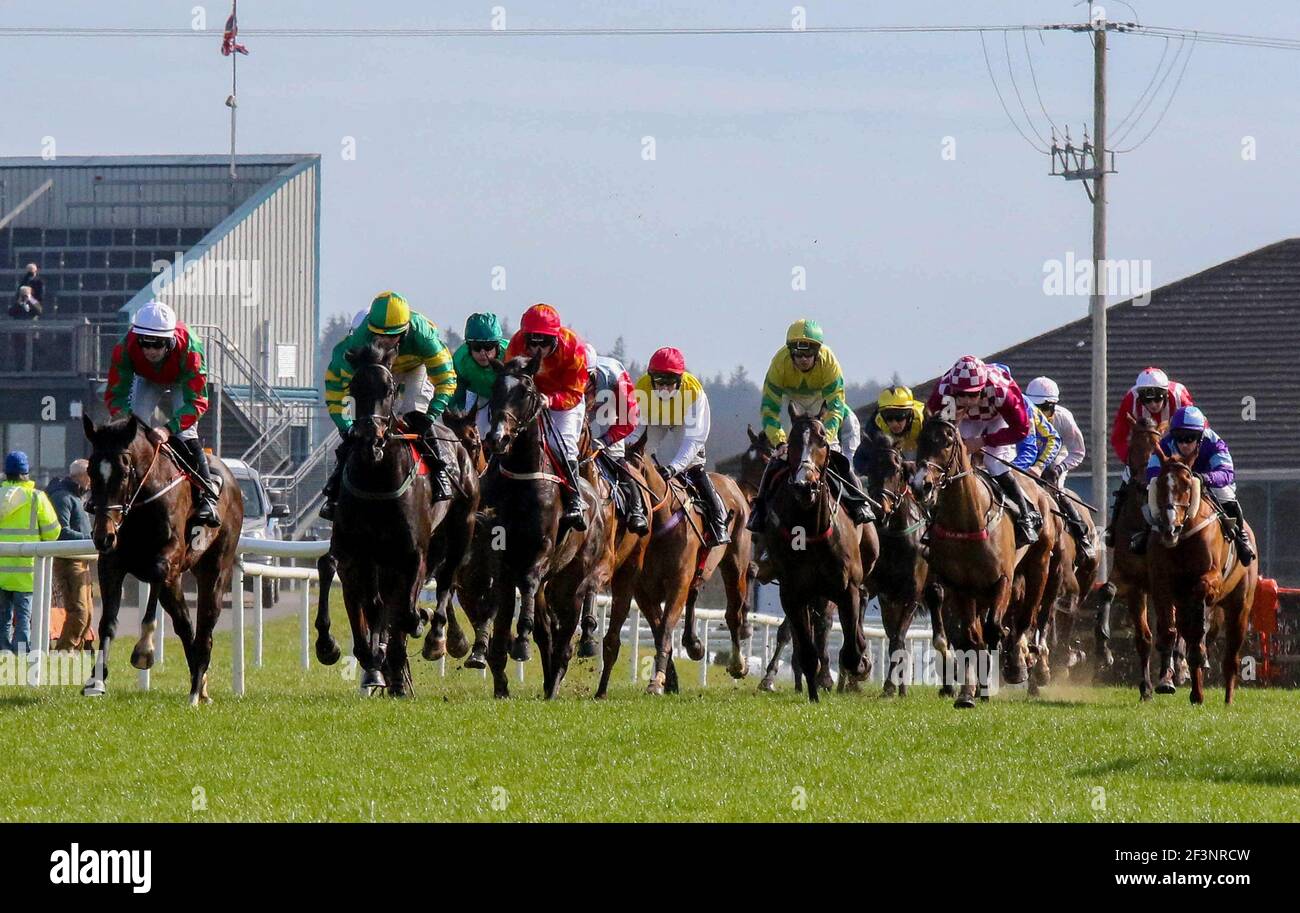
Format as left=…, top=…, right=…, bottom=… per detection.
left=131, top=300, right=178, bottom=339
left=1024, top=376, right=1060, bottom=405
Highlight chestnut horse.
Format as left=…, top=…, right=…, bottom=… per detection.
left=1146, top=457, right=1257, bottom=704
left=911, top=415, right=1057, bottom=707
left=759, top=404, right=870, bottom=703
left=482, top=356, right=614, bottom=699
left=82, top=415, right=243, bottom=704
left=601, top=438, right=751, bottom=696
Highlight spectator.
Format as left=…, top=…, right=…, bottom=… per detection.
left=20, top=263, right=43, bottom=306
left=0, top=451, right=61, bottom=654
left=46, top=459, right=94, bottom=651
left=10, top=285, right=42, bottom=320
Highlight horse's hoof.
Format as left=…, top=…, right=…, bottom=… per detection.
left=882, top=681, right=897, bottom=698
left=129, top=647, right=155, bottom=671
left=1027, top=680, right=1040, bottom=698
left=1140, top=689, right=1153, bottom=702
left=360, top=669, right=387, bottom=692
left=465, top=649, right=487, bottom=670
left=188, top=693, right=200, bottom=707
left=758, top=676, right=777, bottom=693
left=316, top=639, right=342, bottom=666
left=510, top=637, right=531, bottom=663
left=728, top=658, right=748, bottom=680
left=898, top=684, right=909, bottom=697
left=446, top=628, right=471, bottom=659
left=422, top=636, right=447, bottom=662
left=954, top=694, right=976, bottom=709
left=646, top=671, right=666, bottom=696
left=577, top=637, right=598, bottom=659
left=684, top=638, right=706, bottom=662
left=938, top=684, right=956, bottom=698
left=1155, top=681, right=1176, bottom=695
left=82, top=679, right=106, bottom=697
left=1002, top=662, right=1027, bottom=686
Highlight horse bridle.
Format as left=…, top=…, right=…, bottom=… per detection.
left=918, top=420, right=973, bottom=494
left=96, top=443, right=185, bottom=521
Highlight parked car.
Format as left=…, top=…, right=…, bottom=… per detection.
left=225, top=458, right=290, bottom=603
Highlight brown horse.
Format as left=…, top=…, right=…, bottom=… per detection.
left=482, top=356, right=614, bottom=698
left=861, top=435, right=947, bottom=697
left=1096, top=416, right=1163, bottom=697
left=603, top=438, right=751, bottom=696
left=1036, top=487, right=1100, bottom=680
left=911, top=415, right=1056, bottom=707
left=759, top=404, right=870, bottom=702
left=1146, top=457, right=1258, bottom=704
left=82, top=415, right=243, bottom=704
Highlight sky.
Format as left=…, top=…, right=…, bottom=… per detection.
left=10, top=0, right=1300, bottom=388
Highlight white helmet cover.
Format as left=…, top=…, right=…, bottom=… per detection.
left=131, top=300, right=178, bottom=339
left=1024, top=376, right=1060, bottom=406
left=1134, top=367, right=1169, bottom=390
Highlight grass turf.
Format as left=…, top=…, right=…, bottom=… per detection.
left=1, top=611, right=1298, bottom=822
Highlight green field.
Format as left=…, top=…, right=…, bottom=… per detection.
left=2, top=612, right=1298, bottom=822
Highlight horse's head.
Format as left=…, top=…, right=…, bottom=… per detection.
left=82, top=413, right=148, bottom=553
left=1128, top=415, right=1166, bottom=480
left=910, top=414, right=965, bottom=506
left=346, top=343, right=398, bottom=462
left=1150, top=453, right=1201, bottom=548
left=738, top=424, right=776, bottom=499
left=485, top=354, right=545, bottom=457
left=442, top=408, right=485, bottom=472
left=864, top=436, right=909, bottom=516
left=784, top=402, right=830, bottom=508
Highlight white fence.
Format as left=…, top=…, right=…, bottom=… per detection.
left=0, top=538, right=940, bottom=694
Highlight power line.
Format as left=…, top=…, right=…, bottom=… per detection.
left=1127, top=25, right=1300, bottom=51
left=979, top=31, right=1050, bottom=154
left=1113, top=31, right=1196, bottom=152
left=1022, top=29, right=1061, bottom=136
left=1110, top=35, right=1187, bottom=148
left=1107, top=35, right=1170, bottom=142
left=1003, top=29, right=1051, bottom=146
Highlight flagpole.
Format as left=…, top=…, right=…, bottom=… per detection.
left=229, top=12, right=237, bottom=183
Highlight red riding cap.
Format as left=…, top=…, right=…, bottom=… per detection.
left=520, top=303, right=562, bottom=336
left=648, top=347, right=687, bottom=375
left=946, top=355, right=988, bottom=393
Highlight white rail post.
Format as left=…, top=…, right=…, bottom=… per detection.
left=253, top=569, right=264, bottom=668
left=300, top=579, right=311, bottom=670
left=763, top=621, right=771, bottom=667
left=440, top=655, right=445, bottom=678
left=699, top=619, right=709, bottom=687
left=156, top=603, right=165, bottom=665
left=30, top=555, right=46, bottom=686
left=629, top=607, right=640, bottom=683
left=137, top=592, right=150, bottom=692
left=517, top=658, right=525, bottom=683
left=231, top=563, right=245, bottom=697
left=594, top=597, right=606, bottom=676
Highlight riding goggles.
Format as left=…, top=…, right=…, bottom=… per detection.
left=649, top=373, right=682, bottom=387
left=1138, top=388, right=1165, bottom=402
left=1172, top=431, right=1202, bottom=445
left=524, top=334, right=556, bottom=349
left=881, top=410, right=912, bottom=423
left=469, top=340, right=499, bottom=353
left=138, top=336, right=170, bottom=350
left=788, top=343, right=820, bottom=356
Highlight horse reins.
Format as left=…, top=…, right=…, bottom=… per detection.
left=100, top=441, right=187, bottom=519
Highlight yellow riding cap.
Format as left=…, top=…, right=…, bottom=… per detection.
left=877, top=385, right=918, bottom=411
left=785, top=318, right=824, bottom=346
left=367, top=291, right=411, bottom=335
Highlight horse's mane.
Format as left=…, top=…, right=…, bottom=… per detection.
left=350, top=340, right=392, bottom=369
left=88, top=415, right=143, bottom=451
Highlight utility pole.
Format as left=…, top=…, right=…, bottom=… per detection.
left=1049, top=8, right=1122, bottom=578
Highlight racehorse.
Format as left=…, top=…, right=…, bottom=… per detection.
left=482, top=355, right=614, bottom=699
left=600, top=436, right=752, bottom=697
left=1036, top=490, right=1100, bottom=681
left=758, top=404, right=870, bottom=702
left=911, top=414, right=1056, bottom=707
left=1094, top=416, right=1164, bottom=698
left=861, top=435, right=948, bottom=697
left=313, top=341, right=478, bottom=696
left=1146, top=455, right=1258, bottom=704
left=81, top=414, right=243, bottom=704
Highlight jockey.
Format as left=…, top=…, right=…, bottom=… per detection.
left=320, top=292, right=458, bottom=520
left=852, top=384, right=924, bottom=478
left=450, top=311, right=509, bottom=441
left=1133, top=406, right=1254, bottom=565
left=1105, top=366, right=1195, bottom=545
left=104, top=301, right=221, bottom=526
left=583, top=343, right=648, bottom=534
left=748, top=318, right=873, bottom=533
left=503, top=303, right=589, bottom=531
left=925, top=354, right=1043, bottom=546
left=1024, top=376, right=1095, bottom=557
left=626, top=347, right=731, bottom=547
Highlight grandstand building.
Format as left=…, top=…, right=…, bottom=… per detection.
left=0, top=153, right=328, bottom=533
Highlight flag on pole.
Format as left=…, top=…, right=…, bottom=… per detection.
left=221, top=2, right=249, bottom=56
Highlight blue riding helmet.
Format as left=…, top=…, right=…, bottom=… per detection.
left=988, top=362, right=1013, bottom=382
left=1170, top=405, right=1207, bottom=434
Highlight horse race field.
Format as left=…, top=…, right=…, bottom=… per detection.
left=2, top=614, right=1298, bottom=823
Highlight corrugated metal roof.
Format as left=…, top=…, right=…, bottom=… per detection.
left=0, top=154, right=316, bottom=169
left=895, top=238, right=1300, bottom=477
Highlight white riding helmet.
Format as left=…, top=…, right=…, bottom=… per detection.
left=1134, top=367, right=1169, bottom=391
left=131, top=300, right=178, bottom=339
left=1024, top=376, right=1060, bottom=406
left=349, top=308, right=368, bottom=332
left=583, top=343, right=599, bottom=375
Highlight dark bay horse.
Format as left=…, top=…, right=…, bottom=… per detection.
left=81, top=415, right=243, bottom=704
left=1146, top=456, right=1258, bottom=704
left=911, top=415, right=1056, bottom=707
left=599, top=437, right=752, bottom=697
left=861, top=436, right=948, bottom=697
left=1037, top=489, right=1100, bottom=681
left=759, top=404, right=869, bottom=703
left=313, top=342, right=477, bottom=696
left=482, top=355, right=614, bottom=699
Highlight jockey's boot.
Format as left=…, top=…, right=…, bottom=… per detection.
left=404, top=411, right=453, bottom=502
left=1102, top=481, right=1127, bottom=547
left=686, top=465, right=731, bottom=547
left=318, top=437, right=352, bottom=521
left=1058, top=494, right=1096, bottom=559
left=617, top=466, right=649, bottom=534
left=560, top=460, right=589, bottom=531
left=179, top=437, right=222, bottom=527
left=828, top=451, right=875, bottom=525
left=1220, top=500, right=1256, bottom=565
left=995, top=472, right=1041, bottom=547
left=745, top=456, right=781, bottom=534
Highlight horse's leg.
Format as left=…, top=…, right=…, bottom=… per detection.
left=1094, top=580, right=1116, bottom=675
left=1220, top=586, right=1250, bottom=706
left=815, top=603, right=835, bottom=693
left=924, top=578, right=953, bottom=697
left=547, top=582, right=584, bottom=699
left=720, top=541, right=751, bottom=679
left=577, top=590, right=600, bottom=659
left=189, top=557, right=228, bottom=706
left=784, top=594, right=820, bottom=704
left=835, top=586, right=867, bottom=693
left=596, top=584, right=635, bottom=699
left=880, top=594, right=914, bottom=697
left=950, top=590, right=981, bottom=709
left=647, top=573, right=691, bottom=696
left=533, top=585, right=556, bottom=697
left=681, top=586, right=705, bottom=661
left=486, top=574, right=515, bottom=699
left=511, top=578, right=538, bottom=663
left=84, top=560, right=127, bottom=695
left=337, top=563, right=381, bottom=691
left=314, top=553, right=342, bottom=665
left=1183, top=587, right=1211, bottom=706
left=129, top=584, right=161, bottom=671
left=152, top=577, right=200, bottom=705
left=1152, top=587, right=1178, bottom=695
left=1124, top=587, right=1153, bottom=701
left=760, top=618, right=791, bottom=692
